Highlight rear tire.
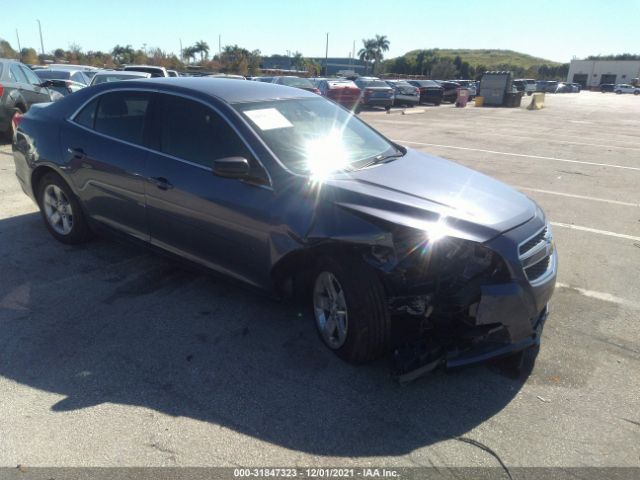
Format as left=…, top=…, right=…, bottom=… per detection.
left=37, top=172, right=92, bottom=245
left=311, top=255, right=390, bottom=364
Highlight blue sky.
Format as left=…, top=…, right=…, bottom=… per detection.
left=6, top=0, right=639, bottom=62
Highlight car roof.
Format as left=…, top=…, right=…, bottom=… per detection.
left=125, top=77, right=317, bottom=103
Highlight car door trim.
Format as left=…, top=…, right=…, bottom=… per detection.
left=67, top=87, right=274, bottom=190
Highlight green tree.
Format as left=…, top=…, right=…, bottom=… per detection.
left=431, top=58, right=457, bottom=79
left=358, top=39, right=377, bottom=75
left=112, top=44, right=135, bottom=64
left=195, top=40, right=210, bottom=62
left=0, top=39, right=17, bottom=59
left=372, top=34, right=390, bottom=74
left=291, top=51, right=305, bottom=71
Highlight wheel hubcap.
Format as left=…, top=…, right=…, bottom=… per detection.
left=43, top=185, right=73, bottom=235
left=313, top=271, right=348, bottom=349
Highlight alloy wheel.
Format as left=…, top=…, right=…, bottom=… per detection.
left=313, top=271, right=349, bottom=349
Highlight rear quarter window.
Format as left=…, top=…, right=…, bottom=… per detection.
left=74, top=98, right=98, bottom=129
left=93, top=91, right=152, bottom=145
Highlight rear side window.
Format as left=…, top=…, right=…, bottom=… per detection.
left=21, top=66, right=42, bottom=86
left=159, top=95, right=250, bottom=167
left=94, top=91, right=151, bottom=145
left=10, top=64, right=28, bottom=84
left=74, top=99, right=98, bottom=128
left=71, top=72, right=87, bottom=85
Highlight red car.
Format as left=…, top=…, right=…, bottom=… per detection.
left=317, top=79, right=361, bottom=109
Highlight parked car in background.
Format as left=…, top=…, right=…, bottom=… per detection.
left=354, top=78, right=394, bottom=111
left=513, top=79, right=526, bottom=94
left=614, top=84, right=640, bottom=95
left=406, top=79, right=444, bottom=106
left=253, top=76, right=274, bottom=83
left=208, top=74, right=246, bottom=80
left=435, top=81, right=460, bottom=103
left=13, top=78, right=556, bottom=376
left=513, top=78, right=536, bottom=95
left=569, top=82, right=581, bottom=92
left=33, top=69, right=90, bottom=97
left=309, top=77, right=328, bottom=88
left=385, top=80, right=420, bottom=107
left=271, top=76, right=320, bottom=93
left=0, top=58, right=59, bottom=140
left=90, top=70, right=151, bottom=86
left=317, top=79, right=361, bottom=109
left=123, top=65, right=169, bottom=77
left=448, top=79, right=477, bottom=98
left=48, top=64, right=99, bottom=80
left=600, top=83, right=615, bottom=93
left=555, top=82, right=573, bottom=93
left=536, top=80, right=558, bottom=93
left=167, top=70, right=179, bottom=77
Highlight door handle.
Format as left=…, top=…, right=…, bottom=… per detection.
left=68, top=147, right=86, bottom=159
left=149, top=176, right=174, bottom=190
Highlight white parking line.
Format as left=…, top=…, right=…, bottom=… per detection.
left=516, top=187, right=640, bottom=208
left=550, top=222, right=640, bottom=242
left=556, top=282, right=640, bottom=310
left=394, top=140, right=640, bottom=172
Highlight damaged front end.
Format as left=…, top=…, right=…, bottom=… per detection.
left=360, top=216, right=556, bottom=383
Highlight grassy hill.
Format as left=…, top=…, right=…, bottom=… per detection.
left=400, top=49, right=561, bottom=69
left=384, top=48, right=566, bottom=79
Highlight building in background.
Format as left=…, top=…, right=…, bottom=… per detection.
left=260, top=56, right=368, bottom=76
left=567, top=59, right=640, bottom=88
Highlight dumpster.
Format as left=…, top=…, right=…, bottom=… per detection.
left=504, top=91, right=524, bottom=108
left=455, top=88, right=470, bottom=107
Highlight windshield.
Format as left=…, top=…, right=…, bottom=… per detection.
left=356, top=80, right=388, bottom=88
left=234, top=97, right=399, bottom=178
left=279, top=77, right=313, bottom=88
left=92, top=74, right=143, bottom=85
left=35, top=70, right=71, bottom=80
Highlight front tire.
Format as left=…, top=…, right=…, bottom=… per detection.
left=312, top=255, right=390, bottom=363
left=37, top=172, right=92, bottom=245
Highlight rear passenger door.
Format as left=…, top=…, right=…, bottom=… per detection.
left=60, top=90, right=155, bottom=241
left=19, top=65, right=52, bottom=104
left=143, top=93, right=275, bottom=289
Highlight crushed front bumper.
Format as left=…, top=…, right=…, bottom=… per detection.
left=390, top=211, right=557, bottom=383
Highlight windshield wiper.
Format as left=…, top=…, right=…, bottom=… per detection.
left=359, top=152, right=404, bottom=169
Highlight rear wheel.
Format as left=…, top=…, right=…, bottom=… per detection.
left=311, top=255, right=390, bottom=363
left=384, top=105, right=391, bottom=112
left=37, top=172, right=92, bottom=244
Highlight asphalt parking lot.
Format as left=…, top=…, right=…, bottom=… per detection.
left=0, top=92, right=638, bottom=468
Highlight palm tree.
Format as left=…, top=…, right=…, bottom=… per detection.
left=358, top=39, right=377, bottom=75
left=372, top=34, right=390, bottom=74
left=291, top=51, right=304, bottom=71
left=195, top=41, right=210, bottom=62
left=182, top=46, right=196, bottom=64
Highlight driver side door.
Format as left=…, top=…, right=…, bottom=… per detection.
left=143, top=93, right=276, bottom=289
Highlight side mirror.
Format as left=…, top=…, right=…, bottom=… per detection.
left=212, top=157, right=250, bottom=179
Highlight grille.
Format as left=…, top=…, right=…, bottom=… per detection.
left=524, top=256, right=551, bottom=282
left=519, top=227, right=548, bottom=256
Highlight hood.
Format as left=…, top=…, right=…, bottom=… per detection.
left=322, top=148, right=536, bottom=243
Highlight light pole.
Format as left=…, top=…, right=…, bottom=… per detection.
left=37, top=19, right=45, bottom=57
left=15, top=29, right=22, bottom=60
left=324, top=32, right=329, bottom=76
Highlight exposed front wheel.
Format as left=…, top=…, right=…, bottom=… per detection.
left=37, top=172, right=92, bottom=244
left=312, top=256, right=390, bottom=363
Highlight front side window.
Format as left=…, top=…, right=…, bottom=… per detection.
left=160, top=95, right=251, bottom=167
left=234, top=97, right=399, bottom=177
left=94, top=91, right=151, bottom=145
